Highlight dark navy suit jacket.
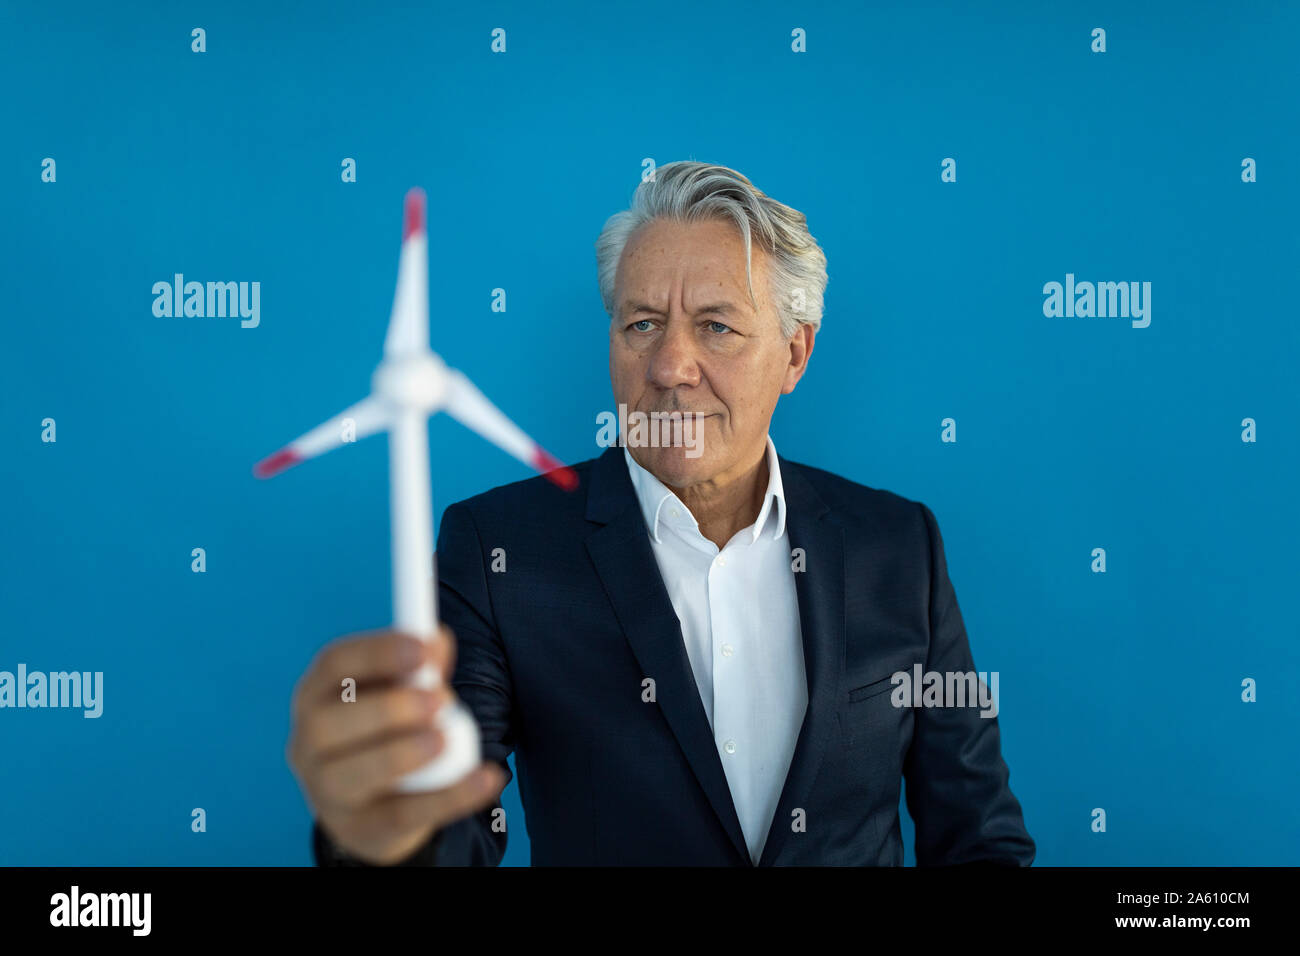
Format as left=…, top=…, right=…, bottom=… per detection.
left=314, top=445, right=1035, bottom=866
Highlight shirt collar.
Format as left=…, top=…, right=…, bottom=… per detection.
left=622, top=435, right=788, bottom=545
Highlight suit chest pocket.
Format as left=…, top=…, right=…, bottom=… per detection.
left=847, top=675, right=897, bottom=703
left=841, top=674, right=909, bottom=769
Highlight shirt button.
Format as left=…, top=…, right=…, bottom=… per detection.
left=670, top=508, right=679, bottom=517
left=723, top=739, right=737, bottom=755
left=721, top=643, right=734, bottom=657
left=715, top=555, right=727, bottom=567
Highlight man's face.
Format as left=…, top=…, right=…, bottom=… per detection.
left=609, top=217, right=814, bottom=490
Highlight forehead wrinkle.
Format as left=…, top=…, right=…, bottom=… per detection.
left=624, top=299, right=743, bottom=317
left=616, top=221, right=764, bottom=318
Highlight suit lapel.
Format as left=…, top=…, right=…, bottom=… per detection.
left=583, top=447, right=751, bottom=864
left=756, top=457, right=846, bottom=865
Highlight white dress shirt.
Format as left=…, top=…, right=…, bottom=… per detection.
left=623, top=436, right=807, bottom=864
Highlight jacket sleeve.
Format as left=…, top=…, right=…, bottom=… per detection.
left=902, top=502, right=1036, bottom=866
left=312, top=500, right=515, bottom=867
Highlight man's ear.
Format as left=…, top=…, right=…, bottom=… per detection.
left=781, top=323, right=816, bottom=394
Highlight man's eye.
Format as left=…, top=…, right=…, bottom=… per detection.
left=707, top=320, right=733, bottom=334
left=630, top=319, right=654, bottom=332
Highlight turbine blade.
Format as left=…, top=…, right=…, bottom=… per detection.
left=253, top=395, right=392, bottom=478
left=441, top=368, right=577, bottom=490
left=383, top=188, right=429, bottom=358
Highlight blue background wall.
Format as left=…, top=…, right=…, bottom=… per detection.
left=2, top=0, right=1296, bottom=865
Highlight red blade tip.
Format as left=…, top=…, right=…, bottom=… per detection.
left=253, top=448, right=303, bottom=479
left=403, top=188, right=426, bottom=241
left=531, top=448, right=578, bottom=491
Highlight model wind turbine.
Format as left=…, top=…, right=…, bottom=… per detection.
left=254, top=187, right=577, bottom=792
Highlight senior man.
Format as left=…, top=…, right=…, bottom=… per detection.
left=287, top=161, right=1035, bottom=866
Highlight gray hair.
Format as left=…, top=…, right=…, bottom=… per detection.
left=595, top=161, right=828, bottom=339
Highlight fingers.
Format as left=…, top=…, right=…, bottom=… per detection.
left=430, top=623, right=456, bottom=685
left=312, top=726, right=450, bottom=808
left=293, top=630, right=422, bottom=718
left=347, top=762, right=508, bottom=836
left=296, top=684, right=453, bottom=761
left=287, top=624, right=471, bottom=823
left=422, top=762, right=507, bottom=831
left=293, top=626, right=458, bottom=717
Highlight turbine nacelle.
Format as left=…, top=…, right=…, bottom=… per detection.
left=372, top=351, right=448, bottom=412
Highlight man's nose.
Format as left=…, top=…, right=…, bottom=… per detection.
left=646, top=321, right=701, bottom=390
